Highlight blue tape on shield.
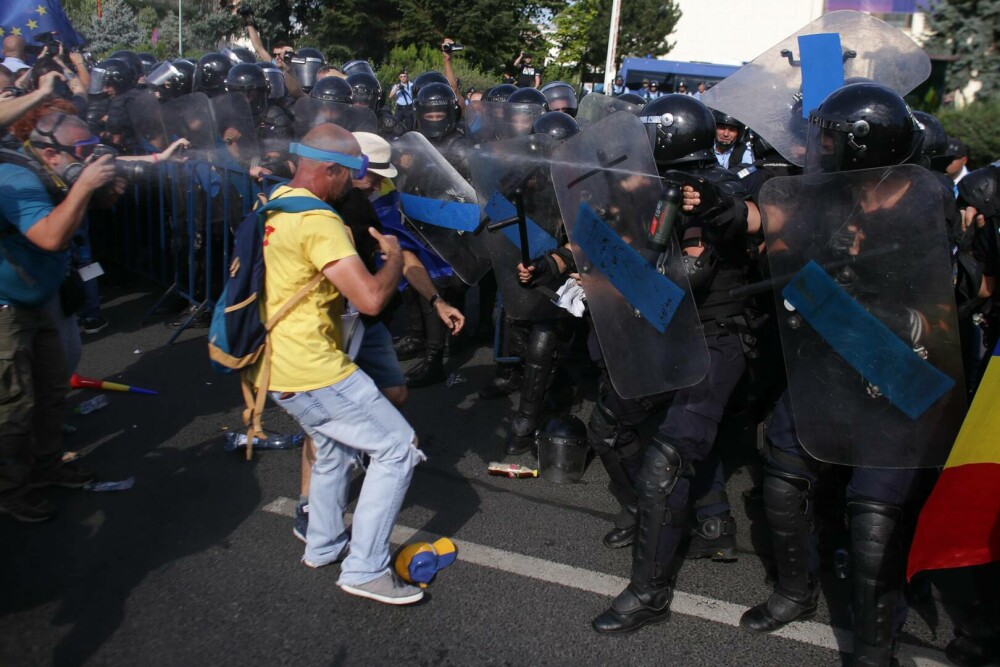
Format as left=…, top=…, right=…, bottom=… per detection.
left=484, top=192, right=560, bottom=256
left=399, top=193, right=480, bottom=232
left=799, top=33, right=845, bottom=119
left=574, top=202, right=684, bottom=334
left=782, top=261, right=954, bottom=420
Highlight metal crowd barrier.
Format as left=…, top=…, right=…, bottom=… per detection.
left=90, top=158, right=274, bottom=342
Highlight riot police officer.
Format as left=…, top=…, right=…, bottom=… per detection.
left=739, top=83, right=960, bottom=667
left=591, top=93, right=759, bottom=634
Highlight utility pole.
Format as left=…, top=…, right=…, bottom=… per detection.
left=603, top=0, right=622, bottom=94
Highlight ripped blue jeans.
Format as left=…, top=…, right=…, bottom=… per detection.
left=272, top=369, right=424, bottom=585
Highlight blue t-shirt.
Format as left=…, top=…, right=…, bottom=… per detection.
left=0, top=164, right=67, bottom=307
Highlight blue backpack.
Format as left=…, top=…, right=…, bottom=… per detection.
left=207, top=193, right=337, bottom=457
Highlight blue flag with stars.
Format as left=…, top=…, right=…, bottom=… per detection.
left=0, top=0, right=85, bottom=50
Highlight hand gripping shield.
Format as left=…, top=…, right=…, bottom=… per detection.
left=550, top=112, right=709, bottom=398
left=468, top=134, right=567, bottom=320
left=700, top=10, right=930, bottom=167
left=760, top=164, right=966, bottom=468
left=390, top=131, right=491, bottom=285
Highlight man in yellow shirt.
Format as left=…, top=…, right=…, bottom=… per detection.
left=261, top=123, right=425, bottom=605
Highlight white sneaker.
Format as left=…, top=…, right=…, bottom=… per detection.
left=339, top=571, right=424, bottom=605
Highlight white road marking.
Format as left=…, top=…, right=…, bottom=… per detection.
left=262, top=497, right=947, bottom=665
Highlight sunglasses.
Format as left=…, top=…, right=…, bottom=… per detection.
left=290, top=142, right=369, bottom=179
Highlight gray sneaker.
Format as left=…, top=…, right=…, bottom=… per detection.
left=339, top=571, right=424, bottom=605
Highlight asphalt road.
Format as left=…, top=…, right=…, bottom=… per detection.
left=0, top=278, right=987, bottom=667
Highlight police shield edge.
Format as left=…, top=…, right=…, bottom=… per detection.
left=761, top=165, right=966, bottom=468
left=468, top=134, right=567, bottom=320
left=161, top=91, right=219, bottom=158
left=575, top=93, right=642, bottom=127
left=292, top=97, right=378, bottom=137
left=700, top=10, right=930, bottom=167
left=551, top=112, right=709, bottom=399
left=462, top=100, right=507, bottom=144
left=390, top=131, right=491, bottom=285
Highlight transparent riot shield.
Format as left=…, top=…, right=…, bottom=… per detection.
left=293, top=97, right=378, bottom=137
left=760, top=164, right=965, bottom=468
left=124, top=88, right=167, bottom=152
left=469, top=134, right=566, bottom=320
left=701, top=10, right=931, bottom=167
left=462, top=100, right=509, bottom=144
left=576, top=93, right=642, bottom=126
left=390, top=131, right=491, bottom=285
left=551, top=112, right=709, bottom=398
left=212, top=92, right=260, bottom=163
left=162, top=92, right=219, bottom=159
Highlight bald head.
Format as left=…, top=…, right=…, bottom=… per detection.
left=3, top=35, right=26, bottom=59
left=290, top=122, right=362, bottom=201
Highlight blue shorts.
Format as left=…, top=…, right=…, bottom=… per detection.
left=354, top=322, right=406, bottom=389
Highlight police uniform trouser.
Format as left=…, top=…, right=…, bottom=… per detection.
left=633, top=333, right=746, bottom=585
left=764, top=392, right=920, bottom=664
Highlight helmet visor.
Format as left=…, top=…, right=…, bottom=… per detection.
left=146, top=61, right=181, bottom=89
left=87, top=67, right=110, bottom=96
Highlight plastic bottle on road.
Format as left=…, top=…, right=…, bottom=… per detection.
left=76, top=395, right=110, bottom=415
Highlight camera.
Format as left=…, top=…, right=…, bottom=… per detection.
left=441, top=43, right=464, bottom=53
left=34, top=31, right=63, bottom=53
left=236, top=4, right=254, bottom=16
left=91, top=144, right=150, bottom=180
left=2, top=86, right=26, bottom=97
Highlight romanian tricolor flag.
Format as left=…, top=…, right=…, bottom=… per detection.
left=908, top=340, right=1000, bottom=579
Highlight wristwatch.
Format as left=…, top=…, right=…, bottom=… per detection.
left=430, top=293, right=443, bottom=306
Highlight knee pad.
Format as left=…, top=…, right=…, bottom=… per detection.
left=762, top=465, right=813, bottom=517
left=525, top=327, right=560, bottom=364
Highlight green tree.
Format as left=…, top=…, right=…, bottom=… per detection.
left=939, top=99, right=1000, bottom=167
left=923, top=0, right=1000, bottom=102
left=549, top=0, right=681, bottom=78
left=136, top=7, right=160, bottom=42
left=87, top=0, right=144, bottom=55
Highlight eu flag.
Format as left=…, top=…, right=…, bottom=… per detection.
left=0, top=0, right=85, bottom=50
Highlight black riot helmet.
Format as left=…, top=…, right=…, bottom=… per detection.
left=639, top=94, right=717, bottom=168
left=536, top=415, right=589, bottom=484
left=710, top=108, right=745, bottom=150
left=539, top=81, right=578, bottom=117
left=415, top=82, right=459, bottom=139
left=110, top=50, right=145, bottom=81
left=226, top=63, right=269, bottom=118
left=193, top=52, right=233, bottom=97
left=957, top=167, right=1000, bottom=220
left=87, top=58, right=136, bottom=97
left=258, top=62, right=287, bottom=100
left=137, top=52, right=158, bottom=76
left=484, top=83, right=517, bottom=103
left=412, top=71, right=449, bottom=97
left=222, top=46, right=257, bottom=65
left=506, top=87, right=548, bottom=110
left=146, top=58, right=195, bottom=100
left=805, top=82, right=921, bottom=174
left=346, top=72, right=382, bottom=111
left=616, top=92, right=646, bottom=105
left=289, top=48, right=325, bottom=93
left=751, top=132, right=778, bottom=161
left=531, top=111, right=580, bottom=142
left=310, top=75, right=353, bottom=104
left=342, top=60, right=375, bottom=77
left=911, top=110, right=950, bottom=172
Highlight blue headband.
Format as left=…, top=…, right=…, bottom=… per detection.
left=289, top=142, right=369, bottom=178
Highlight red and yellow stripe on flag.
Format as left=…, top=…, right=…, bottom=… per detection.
left=908, top=341, right=1000, bottom=579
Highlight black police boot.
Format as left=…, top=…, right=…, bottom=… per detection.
left=393, top=334, right=425, bottom=361
left=504, top=328, right=558, bottom=456
left=741, top=467, right=818, bottom=633
left=848, top=501, right=904, bottom=667
left=478, top=364, right=522, bottom=399
left=405, top=349, right=445, bottom=388
left=593, top=438, right=686, bottom=634
left=687, top=511, right=738, bottom=562
left=946, top=601, right=1000, bottom=667
left=603, top=504, right=636, bottom=549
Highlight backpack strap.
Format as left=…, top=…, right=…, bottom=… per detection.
left=238, top=194, right=337, bottom=459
